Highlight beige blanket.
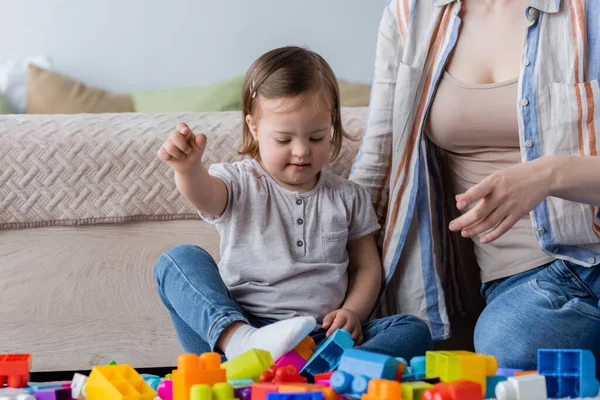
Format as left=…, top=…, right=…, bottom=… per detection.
left=0, top=109, right=366, bottom=230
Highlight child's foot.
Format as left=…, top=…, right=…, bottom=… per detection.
left=224, top=316, right=317, bottom=360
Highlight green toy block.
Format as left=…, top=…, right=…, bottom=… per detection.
left=221, top=349, right=274, bottom=380
left=401, top=381, right=433, bottom=400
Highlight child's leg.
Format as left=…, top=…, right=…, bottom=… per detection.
left=357, top=314, right=433, bottom=359
left=155, top=244, right=316, bottom=360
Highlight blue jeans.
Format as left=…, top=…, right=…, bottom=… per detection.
left=155, top=245, right=433, bottom=360
left=474, top=259, right=600, bottom=378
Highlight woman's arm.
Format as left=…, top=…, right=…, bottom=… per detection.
left=548, top=156, right=600, bottom=205
left=341, top=234, right=382, bottom=323
left=349, top=1, right=405, bottom=226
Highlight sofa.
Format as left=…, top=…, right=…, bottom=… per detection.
left=0, top=108, right=368, bottom=372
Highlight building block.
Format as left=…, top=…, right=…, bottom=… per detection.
left=300, top=330, right=354, bottom=381
left=495, top=374, right=547, bottom=400
left=234, top=387, right=252, bottom=400
left=425, top=351, right=497, bottom=395
left=260, top=365, right=307, bottom=384
left=0, top=354, right=32, bottom=388
left=295, top=337, right=317, bottom=361
left=422, top=380, right=482, bottom=400
left=495, top=368, right=522, bottom=377
left=252, top=383, right=280, bottom=400
left=409, top=357, right=426, bottom=380
left=537, top=348, right=600, bottom=398
left=513, top=371, right=536, bottom=376
left=485, top=376, right=507, bottom=399
left=277, top=337, right=317, bottom=371
left=0, top=388, right=35, bottom=400
left=70, top=373, right=88, bottom=400
left=31, top=388, right=70, bottom=400
left=330, top=349, right=399, bottom=396
left=190, top=382, right=237, bottom=400
left=266, top=393, right=324, bottom=400
left=174, top=353, right=227, bottom=400
left=222, top=349, right=274, bottom=381
left=157, top=379, right=172, bottom=400
left=401, top=381, right=433, bottom=400
left=84, top=364, right=156, bottom=400
left=229, top=379, right=255, bottom=388
left=362, top=379, right=402, bottom=400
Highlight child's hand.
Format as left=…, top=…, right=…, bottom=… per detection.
left=158, top=122, right=207, bottom=173
left=322, top=308, right=363, bottom=344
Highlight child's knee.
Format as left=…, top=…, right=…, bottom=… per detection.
left=155, top=244, right=213, bottom=281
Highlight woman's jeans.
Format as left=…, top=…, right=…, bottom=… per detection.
left=155, top=244, right=433, bottom=360
left=474, top=258, right=600, bottom=378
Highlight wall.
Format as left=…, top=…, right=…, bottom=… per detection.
left=0, top=0, right=387, bottom=93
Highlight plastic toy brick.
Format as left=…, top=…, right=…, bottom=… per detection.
left=295, top=337, right=317, bottom=361
left=260, top=365, right=307, bottom=384
left=495, top=374, right=547, bottom=400
left=422, top=380, right=482, bottom=400
left=485, top=375, right=507, bottom=399
left=537, top=348, right=600, bottom=398
left=157, top=379, right=172, bottom=400
left=425, top=351, right=497, bottom=394
left=330, top=349, right=399, bottom=396
left=234, top=387, right=252, bottom=400
left=222, top=349, right=274, bottom=381
left=401, top=381, right=433, bottom=400
left=251, top=383, right=280, bottom=400
left=362, top=379, right=402, bottom=400
left=229, top=379, right=255, bottom=388
left=300, top=330, right=354, bottom=381
left=190, top=382, right=237, bottom=400
left=174, top=353, right=227, bottom=400
left=0, top=388, right=35, bottom=400
left=409, top=356, right=426, bottom=380
left=70, top=373, right=88, bottom=400
left=277, top=352, right=309, bottom=373
left=513, top=371, right=536, bottom=376
left=31, top=388, right=70, bottom=400
left=0, top=354, right=32, bottom=388
left=84, top=364, right=156, bottom=400
left=266, top=393, right=324, bottom=400
left=495, top=368, right=522, bottom=377
left=277, top=383, right=325, bottom=393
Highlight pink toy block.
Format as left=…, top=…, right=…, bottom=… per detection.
left=276, top=351, right=308, bottom=372
left=157, top=379, right=173, bottom=400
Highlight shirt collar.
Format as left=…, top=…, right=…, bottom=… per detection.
left=434, top=0, right=561, bottom=13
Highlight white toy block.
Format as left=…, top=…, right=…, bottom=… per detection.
left=495, top=374, right=547, bottom=400
left=70, top=372, right=88, bottom=399
left=0, top=388, right=35, bottom=400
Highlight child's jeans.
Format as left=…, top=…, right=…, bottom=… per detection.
left=474, top=258, right=600, bottom=377
left=155, top=244, right=433, bottom=360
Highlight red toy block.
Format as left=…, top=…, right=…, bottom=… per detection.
left=260, top=365, right=307, bottom=384
left=0, top=354, right=32, bottom=388
left=422, top=380, right=482, bottom=400
left=252, top=383, right=280, bottom=400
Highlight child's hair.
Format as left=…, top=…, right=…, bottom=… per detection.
left=240, top=46, right=353, bottom=161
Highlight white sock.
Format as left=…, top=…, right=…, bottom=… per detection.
left=224, top=316, right=317, bottom=361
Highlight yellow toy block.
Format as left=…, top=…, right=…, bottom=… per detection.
left=401, top=381, right=433, bottom=400
left=174, top=353, right=227, bottom=400
left=221, top=349, right=274, bottom=381
left=362, top=379, right=402, bottom=400
left=425, top=350, right=497, bottom=395
left=84, top=364, right=156, bottom=400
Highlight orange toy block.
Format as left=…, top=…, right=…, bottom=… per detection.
left=422, top=380, right=482, bottom=400
left=321, top=387, right=339, bottom=400
left=295, top=337, right=316, bottom=361
left=278, top=383, right=326, bottom=393
left=252, top=383, right=279, bottom=400
left=363, top=379, right=403, bottom=400
left=173, top=353, right=227, bottom=400
left=0, top=354, right=32, bottom=388
left=514, top=370, right=537, bottom=376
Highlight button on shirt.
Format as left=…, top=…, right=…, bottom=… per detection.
left=200, top=159, right=381, bottom=321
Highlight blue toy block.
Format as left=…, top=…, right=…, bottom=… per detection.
left=495, top=368, right=523, bottom=377
left=537, top=349, right=600, bottom=398
left=267, top=392, right=325, bottom=400
left=409, top=356, right=426, bottom=379
left=485, top=375, right=507, bottom=399
left=330, top=349, right=399, bottom=396
left=300, top=329, right=354, bottom=380
left=229, top=379, right=255, bottom=388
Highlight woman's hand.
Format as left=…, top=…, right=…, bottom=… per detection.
left=449, top=158, right=552, bottom=243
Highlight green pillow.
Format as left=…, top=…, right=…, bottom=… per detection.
left=132, top=75, right=244, bottom=113
left=0, top=93, right=14, bottom=114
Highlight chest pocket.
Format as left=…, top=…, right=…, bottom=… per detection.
left=321, top=229, right=349, bottom=264
left=549, top=79, right=600, bottom=156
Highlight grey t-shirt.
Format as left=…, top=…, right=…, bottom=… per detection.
left=201, top=159, right=380, bottom=322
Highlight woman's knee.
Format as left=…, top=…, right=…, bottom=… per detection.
left=154, top=244, right=215, bottom=282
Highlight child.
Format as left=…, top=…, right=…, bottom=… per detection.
left=155, top=46, right=432, bottom=361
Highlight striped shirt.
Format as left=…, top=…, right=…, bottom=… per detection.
left=349, top=0, right=600, bottom=340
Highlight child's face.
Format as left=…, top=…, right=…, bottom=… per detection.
left=246, top=93, right=332, bottom=192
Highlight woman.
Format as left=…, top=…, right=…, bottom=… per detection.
left=350, top=0, right=600, bottom=373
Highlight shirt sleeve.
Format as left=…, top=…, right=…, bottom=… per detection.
left=347, top=183, right=382, bottom=240
left=198, top=162, right=245, bottom=224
